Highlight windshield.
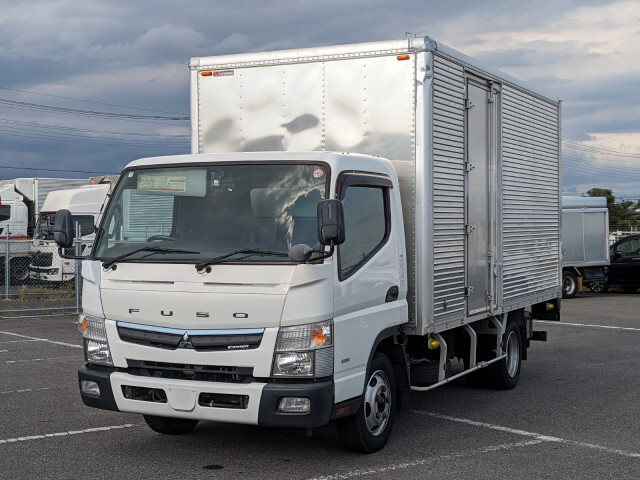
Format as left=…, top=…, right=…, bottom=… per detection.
left=35, top=213, right=95, bottom=240
left=93, top=162, right=329, bottom=263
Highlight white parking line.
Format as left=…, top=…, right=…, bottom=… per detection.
left=0, top=339, right=40, bottom=344
left=0, top=331, right=81, bottom=349
left=414, top=411, right=640, bottom=459
left=5, top=356, right=80, bottom=364
left=0, top=424, right=137, bottom=445
left=1, top=386, right=67, bottom=395
left=307, top=439, right=544, bottom=479
left=536, top=320, right=640, bottom=332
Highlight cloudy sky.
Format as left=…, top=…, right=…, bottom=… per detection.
left=1, top=0, right=639, bottom=201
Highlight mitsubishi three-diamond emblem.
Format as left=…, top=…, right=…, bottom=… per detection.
left=178, top=332, right=194, bottom=349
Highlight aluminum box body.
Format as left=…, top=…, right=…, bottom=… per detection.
left=190, top=37, right=562, bottom=335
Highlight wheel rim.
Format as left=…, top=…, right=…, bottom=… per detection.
left=590, top=280, right=605, bottom=293
left=363, top=369, right=391, bottom=436
left=563, top=276, right=576, bottom=295
left=505, top=331, right=520, bottom=378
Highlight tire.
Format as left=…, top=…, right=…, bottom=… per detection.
left=143, top=415, right=199, bottom=435
left=622, top=286, right=639, bottom=293
left=562, top=271, right=578, bottom=299
left=486, top=321, right=522, bottom=390
left=589, top=279, right=608, bottom=293
left=10, top=258, right=30, bottom=285
left=337, top=353, right=396, bottom=453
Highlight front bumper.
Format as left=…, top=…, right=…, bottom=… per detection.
left=78, top=365, right=334, bottom=428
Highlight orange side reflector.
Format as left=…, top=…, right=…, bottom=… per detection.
left=201, top=71, right=213, bottom=77
left=397, top=55, right=410, bottom=61
left=336, top=406, right=351, bottom=415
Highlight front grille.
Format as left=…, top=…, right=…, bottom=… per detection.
left=31, top=252, right=53, bottom=267
left=126, top=359, right=254, bottom=383
left=116, top=322, right=264, bottom=352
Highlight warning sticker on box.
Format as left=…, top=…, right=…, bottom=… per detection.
left=138, top=175, right=186, bottom=192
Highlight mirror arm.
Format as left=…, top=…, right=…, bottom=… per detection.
left=57, top=246, right=89, bottom=261
left=308, top=242, right=335, bottom=264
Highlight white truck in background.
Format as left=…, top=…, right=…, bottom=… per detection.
left=29, top=179, right=115, bottom=283
left=0, top=177, right=87, bottom=284
left=55, top=38, right=561, bottom=453
left=560, top=195, right=610, bottom=298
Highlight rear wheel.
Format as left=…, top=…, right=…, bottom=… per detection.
left=486, top=321, right=522, bottom=390
left=562, top=271, right=578, bottom=298
left=337, top=353, right=396, bottom=453
left=143, top=415, right=198, bottom=435
left=589, top=279, right=608, bottom=293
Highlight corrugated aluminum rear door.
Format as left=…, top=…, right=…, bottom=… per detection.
left=465, top=76, right=499, bottom=316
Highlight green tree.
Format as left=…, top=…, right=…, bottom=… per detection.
left=587, top=188, right=639, bottom=231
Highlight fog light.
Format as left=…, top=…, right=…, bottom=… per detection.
left=278, top=397, right=310, bottom=413
left=81, top=380, right=100, bottom=397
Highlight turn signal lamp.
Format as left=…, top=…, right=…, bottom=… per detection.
left=397, top=55, right=410, bottom=61
left=79, top=315, right=88, bottom=334
left=310, top=325, right=327, bottom=348
left=201, top=71, right=213, bottom=77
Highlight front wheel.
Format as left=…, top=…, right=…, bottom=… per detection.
left=143, top=415, right=198, bottom=435
left=486, top=321, right=522, bottom=390
left=337, top=353, right=396, bottom=453
left=10, top=258, right=30, bottom=285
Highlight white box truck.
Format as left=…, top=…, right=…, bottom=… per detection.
left=561, top=195, right=610, bottom=298
left=29, top=182, right=114, bottom=283
left=55, top=38, right=561, bottom=453
left=0, top=177, right=87, bottom=284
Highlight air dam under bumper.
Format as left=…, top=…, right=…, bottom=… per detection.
left=78, top=365, right=334, bottom=428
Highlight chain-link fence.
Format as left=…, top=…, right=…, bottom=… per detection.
left=1, top=234, right=82, bottom=317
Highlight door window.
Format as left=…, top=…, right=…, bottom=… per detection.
left=614, top=237, right=640, bottom=257
left=338, top=186, right=389, bottom=279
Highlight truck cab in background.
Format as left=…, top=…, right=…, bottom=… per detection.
left=30, top=183, right=112, bottom=283
left=1, top=177, right=88, bottom=284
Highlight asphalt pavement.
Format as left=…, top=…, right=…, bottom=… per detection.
left=1, top=291, right=639, bottom=479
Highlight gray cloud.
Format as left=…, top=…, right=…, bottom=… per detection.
left=0, top=0, right=638, bottom=200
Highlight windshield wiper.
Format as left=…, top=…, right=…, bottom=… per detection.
left=195, top=249, right=289, bottom=272
left=103, top=245, right=200, bottom=269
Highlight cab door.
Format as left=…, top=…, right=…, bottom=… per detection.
left=331, top=172, right=404, bottom=403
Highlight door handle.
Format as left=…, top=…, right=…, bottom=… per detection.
left=385, top=286, right=399, bottom=303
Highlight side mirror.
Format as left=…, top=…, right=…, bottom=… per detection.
left=53, top=209, right=75, bottom=248
left=317, top=199, right=345, bottom=246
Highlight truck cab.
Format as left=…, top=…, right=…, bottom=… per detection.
left=68, top=152, right=407, bottom=450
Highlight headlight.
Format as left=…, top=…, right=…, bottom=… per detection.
left=272, top=320, right=333, bottom=378
left=78, top=313, right=112, bottom=365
